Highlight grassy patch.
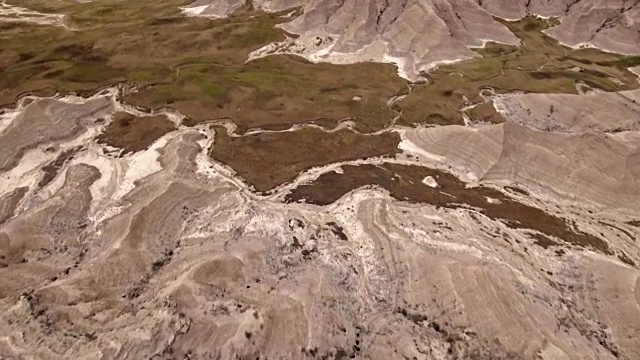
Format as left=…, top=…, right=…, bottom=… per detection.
left=210, top=127, right=400, bottom=192
left=465, top=101, right=505, bottom=124
left=97, top=112, right=176, bottom=153
left=0, top=5, right=639, bottom=132
left=398, top=16, right=640, bottom=126
left=127, top=57, right=403, bottom=132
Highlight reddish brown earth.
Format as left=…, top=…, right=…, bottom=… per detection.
left=96, top=112, right=176, bottom=153
left=286, top=163, right=611, bottom=254
left=210, top=127, right=400, bottom=192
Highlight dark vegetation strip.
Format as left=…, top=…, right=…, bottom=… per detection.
left=96, top=112, right=176, bottom=153
left=38, top=146, right=81, bottom=188
left=286, top=163, right=611, bottom=254
left=209, top=127, right=400, bottom=193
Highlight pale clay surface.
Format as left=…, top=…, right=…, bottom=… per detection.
left=0, top=84, right=638, bottom=359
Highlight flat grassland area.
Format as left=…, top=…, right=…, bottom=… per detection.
left=2, top=1, right=640, bottom=191
left=211, top=127, right=401, bottom=192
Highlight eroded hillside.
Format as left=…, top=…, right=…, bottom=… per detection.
left=187, top=0, right=640, bottom=79
left=1, top=0, right=640, bottom=359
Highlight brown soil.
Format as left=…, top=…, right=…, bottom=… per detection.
left=504, top=185, right=530, bottom=196
left=286, top=163, right=611, bottom=254
left=0, top=186, right=28, bottom=227
left=626, top=220, right=640, bottom=227
left=97, top=112, right=176, bottom=153
left=126, top=56, right=404, bottom=134
left=38, top=146, right=81, bottom=188
left=530, top=233, right=560, bottom=249
left=618, top=253, right=636, bottom=267
left=210, top=127, right=400, bottom=192
left=465, top=101, right=506, bottom=124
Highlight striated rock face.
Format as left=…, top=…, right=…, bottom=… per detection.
left=492, top=89, right=640, bottom=133
left=184, top=0, right=520, bottom=79
left=0, top=96, right=114, bottom=172
left=185, top=0, right=640, bottom=79
left=255, top=0, right=521, bottom=80
left=404, top=121, right=640, bottom=214
left=544, top=0, right=640, bottom=55
left=182, top=0, right=246, bottom=17
left=476, top=0, right=577, bottom=19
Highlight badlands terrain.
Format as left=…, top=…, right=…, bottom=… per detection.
left=1, top=0, right=640, bottom=359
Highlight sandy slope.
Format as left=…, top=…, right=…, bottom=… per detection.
left=545, top=0, right=640, bottom=55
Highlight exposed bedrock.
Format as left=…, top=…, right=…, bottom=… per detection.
left=402, top=122, right=640, bottom=214
left=185, top=0, right=640, bottom=79
left=0, top=89, right=638, bottom=359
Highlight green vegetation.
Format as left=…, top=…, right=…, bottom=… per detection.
left=1, top=4, right=639, bottom=131
left=465, top=101, right=506, bottom=124
left=0, top=0, right=404, bottom=132
left=398, top=16, right=640, bottom=127
left=126, top=56, right=403, bottom=132
left=0, top=0, right=292, bottom=102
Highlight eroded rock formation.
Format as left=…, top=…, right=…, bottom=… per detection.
left=185, top=0, right=640, bottom=79
left=0, top=83, right=638, bottom=359
left=1, top=1, right=640, bottom=359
